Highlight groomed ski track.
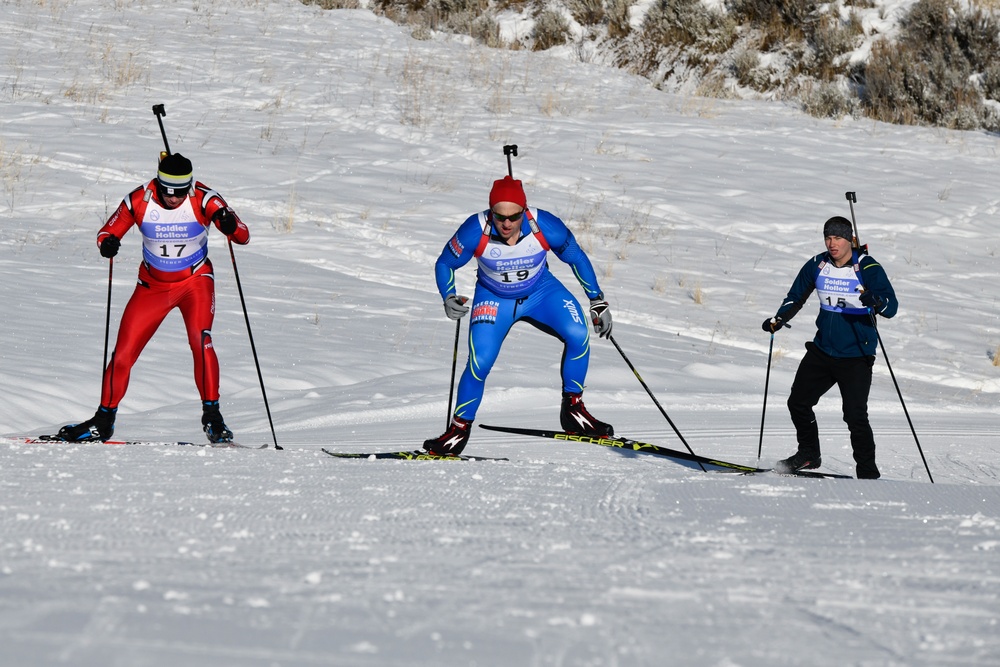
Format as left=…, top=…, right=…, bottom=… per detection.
left=2, top=419, right=997, bottom=666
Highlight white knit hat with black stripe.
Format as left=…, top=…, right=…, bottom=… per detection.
left=157, top=153, right=193, bottom=196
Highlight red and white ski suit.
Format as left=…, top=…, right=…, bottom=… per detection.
left=96, top=180, right=250, bottom=409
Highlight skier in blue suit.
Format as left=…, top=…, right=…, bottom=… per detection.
left=424, top=175, right=613, bottom=455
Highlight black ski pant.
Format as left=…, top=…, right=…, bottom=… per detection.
left=787, top=343, right=879, bottom=476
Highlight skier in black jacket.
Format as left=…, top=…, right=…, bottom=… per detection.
left=763, top=216, right=897, bottom=479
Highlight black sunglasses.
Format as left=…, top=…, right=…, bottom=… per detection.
left=492, top=210, right=524, bottom=223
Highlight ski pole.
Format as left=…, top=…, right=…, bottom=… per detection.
left=845, top=191, right=867, bottom=255
left=847, top=193, right=932, bottom=482
left=856, top=287, right=933, bottom=483
left=757, top=318, right=790, bottom=462
left=757, top=331, right=775, bottom=463
left=503, top=144, right=517, bottom=177
left=446, top=316, right=463, bottom=430
left=870, top=321, right=933, bottom=483
left=607, top=333, right=706, bottom=471
left=103, top=258, right=113, bottom=376
left=152, top=104, right=171, bottom=156
left=228, top=239, right=281, bottom=450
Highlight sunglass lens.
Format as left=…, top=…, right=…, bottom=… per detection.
left=493, top=211, right=523, bottom=222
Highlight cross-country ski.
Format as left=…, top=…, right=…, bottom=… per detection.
left=3, top=436, right=268, bottom=449
left=479, top=424, right=768, bottom=473
left=321, top=448, right=507, bottom=461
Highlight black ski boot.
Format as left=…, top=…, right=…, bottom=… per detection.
left=423, top=416, right=472, bottom=456
left=57, top=406, right=117, bottom=442
left=202, top=401, right=234, bottom=444
left=774, top=451, right=822, bottom=474
left=856, top=461, right=881, bottom=479
left=560, top=392, right=614, bottom=436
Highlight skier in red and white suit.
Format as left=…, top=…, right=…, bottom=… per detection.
left=57, top=153, right=249, bottom=443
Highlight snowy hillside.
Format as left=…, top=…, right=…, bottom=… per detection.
left=1, top=0, right=999, bottom=665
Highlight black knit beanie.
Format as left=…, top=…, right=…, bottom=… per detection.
left=157, top=153, right=193, bottom=196
left=823, top=216, right=853, bottom=241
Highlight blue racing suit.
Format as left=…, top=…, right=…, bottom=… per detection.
left=435, top=208, right=603, bottom=421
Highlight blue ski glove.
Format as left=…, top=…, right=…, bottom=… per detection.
left=443, top=294, right=469, bottom=320
left=589, top=295, right=612, bottom=338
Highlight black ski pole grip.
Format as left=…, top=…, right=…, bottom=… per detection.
left=503, top=144, right=517, bottom=177
left=152, top=104, right=171, bottom=156
left=845, top=191, right=863, bottom=251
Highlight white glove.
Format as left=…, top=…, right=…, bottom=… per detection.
left=589, top=295, right=612, bottom=338
left=443, top=294, right=470, bottom=320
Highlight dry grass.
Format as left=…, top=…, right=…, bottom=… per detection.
left=297, top=0, right=1000, bottom=132
left=690, top=280, right=703, bottom=304
left=400, top=51, right=428, bottom=126
left=100, top=46, right=147, bottom=88
left=302, top=0, right=362, bottom=7
left=274, top=187, right=296, bottom=233
left=0, top=140, right=42, bottom=214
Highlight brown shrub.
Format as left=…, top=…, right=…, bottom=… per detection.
left=861, top=0, right=999, bottom=129
left=533, top=9, right=571, bottom=50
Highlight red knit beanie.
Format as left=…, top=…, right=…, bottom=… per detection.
left=489, top=176, right=527, bottom=208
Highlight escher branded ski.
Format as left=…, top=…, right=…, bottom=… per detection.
left=479, top=424, right=767, bottom=473
left=322, top=448, right=507, bottom=461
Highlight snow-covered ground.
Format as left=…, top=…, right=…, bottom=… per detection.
left=1, top=1, right=999, bottom=665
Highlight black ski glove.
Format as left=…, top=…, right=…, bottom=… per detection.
left=859, top=290, right=886, bottom=312
left=213, top=207, right=238, bottom=235
left=99, top=235, right=120, bottom=258
left=761, top=316, right=785, bottom=333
